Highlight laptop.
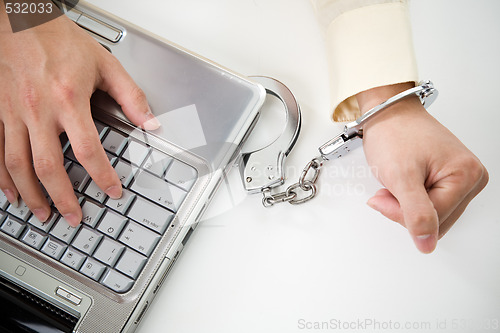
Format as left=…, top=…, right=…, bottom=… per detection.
left=0, top=1, right=266, bottom=332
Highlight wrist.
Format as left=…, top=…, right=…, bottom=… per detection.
left=356, top=82, right=417, bottom=114
left=355, top=82, right=427, bottom=133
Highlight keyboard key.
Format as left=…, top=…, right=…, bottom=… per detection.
left=102, top=130, right=127, bottom=155
left=71, top=226, right=103, bottom=255
left=41, top=238, right=67, bottom=260
left=105, top=189, right=135, bottom=214
left=118, top=221, right=160, bottom=256
left=80, top=258, right=106, bottom=281
left=76, top=193, right=85, bottom=204
left=130, top=170, right=186, bottom=212
left=93, top=120, right=108, bottom=139
left=84, top=180, right=107, bottom=203
left=60, top=248, right=86, bottom=270
left=39, top=184, right=54, bottom=206
left=28, top=210, right=58, bottom=232
left=143, top=150, right=172, bottom=177
left=1, top=217, right=25, bottom=238
left=50, top=217, right=80, bottom=244
left=106, top=152, right=117, bottom=165
left=165, top=160, right=197, bottom=191
left=113, top=160, right=137, bottom=187
left=122, top=140, right=149, bottom=167
left=81, top=200, right=104, bottom=228
left=97, top=210, right=127, bottom=239
left=0, top=117, right=201, bottom=294
left=93, top=237, right=124, bottom=266
left=64, top=158, right=72, bottom=171
left=127, top=197, right=173, bottom=234
left=68, top=164, right=90, bottom=192
left=64, top=146, right=78, bottom=162
left=20, top=226, right=47, bottom=250
left=7, top=199, right=31, bottom=221
left=115, top=248, right=147, bottom=279
left=101, top=269, right=134, bottom=293
left=59, top=132, right=70, bottom=151
left=0, top=190, right=10, bottom=209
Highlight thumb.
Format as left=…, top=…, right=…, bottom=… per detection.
left=97, top=56, right=161, bottom=130
left=392, top=181, right=439, bottom=254
left=368, top=187, right=439, bottom=253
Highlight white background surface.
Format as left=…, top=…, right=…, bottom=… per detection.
left=87, top=1, right=500, bottom=332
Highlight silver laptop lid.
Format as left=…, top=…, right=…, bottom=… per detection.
left=75, top=3, right=266, bottom=172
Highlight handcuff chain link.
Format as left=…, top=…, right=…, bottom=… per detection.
left=262, top=157, right=323, bottom=207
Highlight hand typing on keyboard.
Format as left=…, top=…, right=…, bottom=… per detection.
left=0, top=11, right=160, bottom=227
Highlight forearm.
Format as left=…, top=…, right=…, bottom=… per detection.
left=310, top=0, right=418, bottom=122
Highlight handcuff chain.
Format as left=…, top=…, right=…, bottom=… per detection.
left=258, top=80, right=437, bottom=208
left=262, top=157, right=324, bottom=207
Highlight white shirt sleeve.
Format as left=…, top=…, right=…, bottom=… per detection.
left=310, top=0, right=419, bottom=121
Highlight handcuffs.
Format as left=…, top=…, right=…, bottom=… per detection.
left=241, top=76, right=438, bottom=207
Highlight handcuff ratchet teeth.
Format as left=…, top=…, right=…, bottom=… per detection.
left=240, top=76, right=302, bottom=194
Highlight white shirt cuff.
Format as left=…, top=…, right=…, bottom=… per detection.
left=325, top=1, right=419, bottom=121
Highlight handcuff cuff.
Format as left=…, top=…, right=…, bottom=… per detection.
left=241, top=76, right=438, bottom=207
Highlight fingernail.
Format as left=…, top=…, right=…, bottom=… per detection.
left=4, top=189, right=19, bottom=208
left=413, top=234, right=438, bottom=254
left=33, top=208, right=49, bottom=222
left=143, top=117, right=161, bottom=130
left=105, top=185, right=122, bottom=199
left=366, top=198, right=380, bottom=211
left=63, top=213, right=80, bottom=227
left=142, top=107, right=161, bottom=130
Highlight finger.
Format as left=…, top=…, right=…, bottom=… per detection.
left=390, top=179, right=439, bottom=254
left=438, top=198, right=470, bottom=239
left=61, top=104, right=122, bottom=200
left=0, top=122, right=20, bottom=206
left=97, top=55, right=160, bottom=130
left=4, top=122, right=51, bottom=222
left=427, top=158, right=487, bottom=227
left=370, top=190, right=473, bottom=239
left=30, top=124, right=82, bottom=227
left=368, top=170, right=489, bottom=241
left=367, top=188, right=404, bottom=224
left=437, top=167, right=489, bottom=239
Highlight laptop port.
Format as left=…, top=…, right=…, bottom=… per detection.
left=153, top=251, right=180, bottom=295
left=134, top=301, right=149, bottom=325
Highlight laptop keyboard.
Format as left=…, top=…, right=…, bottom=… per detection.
left=0, top=120, right=197, bottom=293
